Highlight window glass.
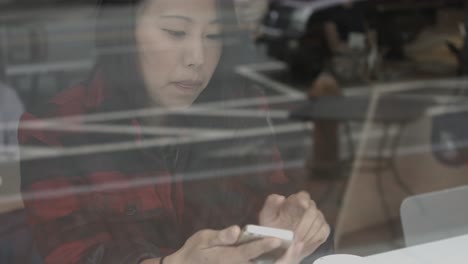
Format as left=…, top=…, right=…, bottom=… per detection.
left=0, top=0, right=467, bottom=263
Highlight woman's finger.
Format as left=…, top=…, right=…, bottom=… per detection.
left=203, top=225, right=241, bottom=248
left=259, top=194, right=286, bottom=224
left=303, top=218, right=331, bottom=253
left=236, top=237, right=282, bottom=261
left=279, top=197, right=309, bottom=230
left=293, top=203, right=319, bottom=243
left=275, top=242, right=303, bottom=264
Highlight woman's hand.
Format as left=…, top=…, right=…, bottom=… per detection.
left=160, top=225, right=283, bottom=264
left=259, top=192, right=331, bottom=263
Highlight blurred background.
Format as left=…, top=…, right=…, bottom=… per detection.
left=1, top=0, right=468, bottom=263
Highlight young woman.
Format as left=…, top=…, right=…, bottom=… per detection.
left=19, top=0, right=332, bottom=263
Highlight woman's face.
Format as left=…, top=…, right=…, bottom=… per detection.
left=136, top=0, right=223, bottom=108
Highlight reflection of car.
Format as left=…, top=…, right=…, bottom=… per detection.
left=257, top=0, right=464, bottom=79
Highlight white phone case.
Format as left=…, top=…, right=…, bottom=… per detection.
left=236, top=225, right=294, bottom=263
left=237, top=225, right=293, bottom=244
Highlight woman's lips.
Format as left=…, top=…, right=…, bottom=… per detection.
left=172, top=81, right=203, bottom=94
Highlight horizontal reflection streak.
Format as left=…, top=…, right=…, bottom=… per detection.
left=11, top=94, right=301, bottom=130
left=18, top=123, right=231, bottom=136
left=7, top=78, right=468, bottom=129
left=13, top=159, right=304, bottom=204
left=20, top=123, right=307, bottom=161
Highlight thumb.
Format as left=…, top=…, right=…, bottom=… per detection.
left=207, top=225, right=241, bottom=247
left=259, top=194, right=286, bottom=223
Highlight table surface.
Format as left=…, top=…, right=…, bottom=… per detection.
left=289, top=95, right=436, bottom=124
left=365, top=233, right=468, bottom=264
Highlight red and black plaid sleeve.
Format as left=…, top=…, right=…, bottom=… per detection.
left=19, top=90, right=163, bottom=264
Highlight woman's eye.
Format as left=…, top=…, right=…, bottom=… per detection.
left=163, top=29, right=186, bottom=38
left=206, top=33, right=223, bottom=41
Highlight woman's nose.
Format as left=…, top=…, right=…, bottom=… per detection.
left=184, top=37, right=205, bottom=68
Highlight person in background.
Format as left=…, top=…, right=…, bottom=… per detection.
left=321, top=1, right=377, bottom=62
left=0, top=57, right=41, bottom=264
left=19, top=0, right=333, bottom=263
left=307, top=0, right=378, bottom=179
left=0, top=72, right=24, bottom=158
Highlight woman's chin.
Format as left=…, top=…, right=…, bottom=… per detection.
left=158, top=98, right=196, bottom=109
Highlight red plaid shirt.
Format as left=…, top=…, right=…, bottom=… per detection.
left=19, top=71, right=308, bottom=264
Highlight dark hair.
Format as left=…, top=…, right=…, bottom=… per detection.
left=94, top=0, right=246, bottom=113
left=91, top=0, right=275, bottom=187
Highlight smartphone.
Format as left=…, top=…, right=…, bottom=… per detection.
left=235, top=225, right=294, bottom=262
